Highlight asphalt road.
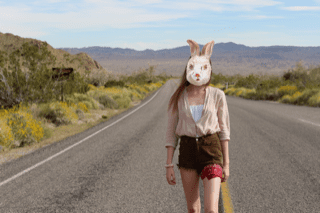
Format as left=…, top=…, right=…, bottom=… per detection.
left=0, top=79, right=319, bottom=213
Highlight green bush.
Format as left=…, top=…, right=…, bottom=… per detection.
left=75, top=108, right=85, bottom=120
left=38, top=101, right=78, bottom=127
left=3, top=111, right=44, bottom=148
left=235, top=74, right=260, bottom=89
left=104, top=79, right=126, bottom=88
left=98, top=94, right=118, bottom=109
left=277, top=85, right=298, bottom=97
left=255, top=88, right=280, bottom=101
left=295, top=88, right=320, bottom=105
left=113, top=95, right=132, bottom=109
left=307, top=91, right=320, bottom=107
left=64, top=93, right=100, bottom=110
left=256, top=78, right=283, bottom=91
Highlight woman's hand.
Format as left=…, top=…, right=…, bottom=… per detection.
left=166, top=167, right=176, bottom=185
left=222, top=165, right=229, bottom=183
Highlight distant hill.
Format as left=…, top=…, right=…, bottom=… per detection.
left=0, top=32, right=113, bottom=78
left=59, top=42, right=320, bottom=77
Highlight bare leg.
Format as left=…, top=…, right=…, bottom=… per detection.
left=179, top=168, right=201, bottom=213
left=203, top=176, right=221, bottom=213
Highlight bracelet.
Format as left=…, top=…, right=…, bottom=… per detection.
left=165, top=163, right=174, bottom=168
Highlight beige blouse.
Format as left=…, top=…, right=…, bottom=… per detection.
left=165, top=86, right=230, bottom=150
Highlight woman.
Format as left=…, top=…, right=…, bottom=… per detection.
left=165, top=39, right=230, bottom=213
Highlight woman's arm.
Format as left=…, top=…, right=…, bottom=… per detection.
left=221, top=140, right=229, bottom=166
left=166, top=146, right=175, bottom=164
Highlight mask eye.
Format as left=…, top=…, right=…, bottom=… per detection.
left=189, top=64, right=193, bottom=69
left=204, top=65, right=207, bottom=70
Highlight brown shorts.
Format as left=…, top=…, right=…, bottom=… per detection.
left=177, top=132, right=224, bottom=178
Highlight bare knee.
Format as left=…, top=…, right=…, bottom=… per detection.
left=186, top=197, right=200, bottom=213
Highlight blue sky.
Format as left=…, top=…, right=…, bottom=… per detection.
left=1, top=0, right=320, bottom=51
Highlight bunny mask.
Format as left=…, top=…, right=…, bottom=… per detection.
left=186, top=39, right=215, bottom=86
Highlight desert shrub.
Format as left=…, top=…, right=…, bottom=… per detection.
left=242, top=88, right=256, bottom=99
left=307, top=91, right=320, bottom=107
left=75, top=108, right=85, bottom=120
left=86, top=68, right=114, bottom=87
left=211, top=73, right=228, bottom=85
left=38, top=101, right=78, bottom=127
left=126, top=84, right=148, bottom=96
left=280, top=95, right=292, bottom=104
left=64, top=93, right=100, bottom=110
left=256, top=77, right=283, bottom=91
left=235, top=88, right=247, bottom=97
left=104, top=79, right=126, bottom=88
left=234, top=74, right=260, bottom=89
left=86, top=89, right=119, bottom=109
left=143, top=83, right=158, bottom=92
left=279, top=91, right=303, bottom=105
left=114, top=95, right=131, bottom=109
left=295, top=88, right=320, bottom=105
left=77, top=102, right=89, bottom=113
left=255, top=88, right=280, bottom=101
left=277, top=85, right=298, bottom=97
left=291, top=91, right=303, bottom=105
left=224, top=88, right=237, bottom=96
left=98, top=94, right=118, bottom=109
left=0, top=110, right=44, bottom=148
left=211, top=83, right=225, bottom=90
left=102, top=87, right=133, bottom=109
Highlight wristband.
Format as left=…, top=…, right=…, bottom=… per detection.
left=165, top=163, right=174, bottom=168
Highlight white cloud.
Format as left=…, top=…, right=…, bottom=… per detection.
left=0, top=2, right=188, bottom=31
left=133, top=0, right=163, bottom=4
left=0, top=0, right=289, bottom=38
left=0, top=25, right=48, bottom=38
left=120, top=40, right=187, bottom=51
left=46, top=0, right=70, bottom=3
left=239, top=15, right=284, bottom=19
left=281, top=6, right=320, bottom=11
left=221, top=0, right=282, bottom=6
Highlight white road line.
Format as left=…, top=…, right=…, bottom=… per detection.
left=298, top=119, right=320, bottom=127
left=0, top=86, right=164, bottom=188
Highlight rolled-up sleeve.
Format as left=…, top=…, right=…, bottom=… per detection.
left=165, top=105, right=179, bottom=150
left=217, top=91, right=230, bottom=141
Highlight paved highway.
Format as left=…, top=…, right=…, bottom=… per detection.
left=0, top=79, right=319, bottom=212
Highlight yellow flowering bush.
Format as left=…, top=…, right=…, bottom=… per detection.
left=277, top=85, right=297, bottom=97
left=0, top=105, right=44, bottom=149
left=280, top=94, right=292, bottom=104
left=210, top=83, right=224, bottom=90
left=77, top=102, right=89, bottom=113
left=292, top=91, right=303, bottom=101
left=224, top=88, right=237, bottom=96
left=38, top=101, right=78, bottom=126
left=307, top=91, right=320, bottom=107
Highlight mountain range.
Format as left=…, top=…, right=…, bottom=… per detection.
left=59, top=42, right=320, bottom=77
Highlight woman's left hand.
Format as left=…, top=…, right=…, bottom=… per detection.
left=222, top=165, right=229, bottom=182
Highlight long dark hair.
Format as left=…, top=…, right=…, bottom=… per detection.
left=167, top=56, right=212, bottom=114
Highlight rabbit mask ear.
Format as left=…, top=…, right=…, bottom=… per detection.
left=187, top=39, right=200, bottom=57
left=201, top=40, right=215, bottom=59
